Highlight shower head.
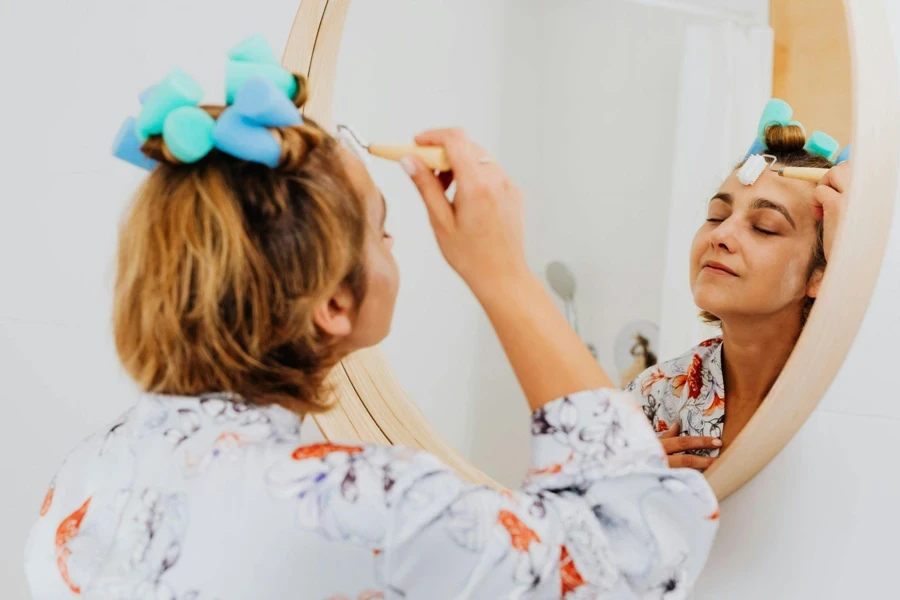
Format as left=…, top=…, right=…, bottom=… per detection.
left=546, top=261, right=577, bottom=301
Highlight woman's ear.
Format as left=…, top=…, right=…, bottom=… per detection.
left=313, top=285, right=355, bottom=338
left=806, top=267, right=825, bottom=299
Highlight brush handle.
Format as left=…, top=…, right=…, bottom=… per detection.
left=368, top=144, right=451, bottom=172
left=779, top=166, right=830, bottom=183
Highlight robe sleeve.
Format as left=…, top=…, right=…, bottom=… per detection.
left=377, top=388, right=718, bottom=598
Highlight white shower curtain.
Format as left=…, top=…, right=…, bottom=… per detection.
left=657, top=20, right=774, bottom=360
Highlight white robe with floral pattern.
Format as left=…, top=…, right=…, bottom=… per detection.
left=24, top=388, right=718, bottom=599
left=626, top=339, right=726, bottom=458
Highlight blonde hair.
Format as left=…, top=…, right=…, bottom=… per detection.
left=701, top=123, right=830, bottom=328
left=113, top=75, right=366, bottom=414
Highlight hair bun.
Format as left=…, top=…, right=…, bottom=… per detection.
left=291, top=74, right=309, bottom=109
left=140, top=136, right=181, bottom=166
left=763, top=123, right=807, bottom=154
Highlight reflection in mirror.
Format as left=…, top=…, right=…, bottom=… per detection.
left=330, top=0, right=849, bottom=487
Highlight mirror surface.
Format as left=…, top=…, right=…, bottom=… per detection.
left=329, top=0, right=850, bottom=487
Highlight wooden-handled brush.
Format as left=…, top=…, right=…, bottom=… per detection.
left=336, top=124, right=451, bottom=172
left=739, top=154, right=831, bottom=186
left=774, top=166, right=830, bottom=184
left=367, top=144, right=451, bottom=172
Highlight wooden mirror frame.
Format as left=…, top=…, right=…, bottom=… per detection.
left=281, top=0, right=900, bottom=499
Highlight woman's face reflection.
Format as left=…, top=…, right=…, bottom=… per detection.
left=689, top=168, right=824, bottom=324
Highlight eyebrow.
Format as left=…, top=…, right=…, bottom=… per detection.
left=752, top=198, right=796, bottom=229
left=709, top=193, right=796, bottom=229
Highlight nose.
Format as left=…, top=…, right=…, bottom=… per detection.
left=708, top=219, right=739, bottom=253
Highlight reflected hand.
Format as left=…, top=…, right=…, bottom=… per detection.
left=659, top=423, right=721, bottom=472
left=813, top=161, right=851, bottom=262
left=400, top=128, right=528, bottom=294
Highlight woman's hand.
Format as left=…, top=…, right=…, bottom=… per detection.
left=659, top=424, right=721, bottom=471
left=401, top=127, right=614, bottom=410
left=813, top=161, right=851, bottom=262
left=400, top=128, right=528, bottom=295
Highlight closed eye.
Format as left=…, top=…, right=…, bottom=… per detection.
left=754, top=227, right=776, bottom=236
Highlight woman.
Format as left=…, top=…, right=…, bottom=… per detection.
left=627, top=119, right=848, bottom=471
left=23, top=50, right=717, bottom=599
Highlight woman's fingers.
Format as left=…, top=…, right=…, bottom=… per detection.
left=668, top=455, right=717, bottom=472
left=414, top=129, right=504, bottom=196
left=819, top=161, right=850, bottom=194
left=658, top=428, right=721, bottom=471
left=438, top=171, right=455, bottom=192
left=414, top=128, right=478, bottom=181
left=813, top=170, right=847, bottom=215
left=812, top=162, right=849, bottom=218
left=661, top=435, right=722, bottom=454
left=812, top=162, right=849, bottom=213
left=401, top=156, right=454, bottom=233
left=658, top=423, right=681, bottom=439
left=813, top=162, right=849, bottom=262
left=813, top=184, right=842, bottom=220
left=406, top=127, right=526, bottom=288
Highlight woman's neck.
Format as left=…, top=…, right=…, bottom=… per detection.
left=720, top=310, right=803, bottom=408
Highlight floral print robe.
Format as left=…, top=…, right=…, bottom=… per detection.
left=24, top=388, right=718, bottom=599
left=626, top=339, right=725, bottom=458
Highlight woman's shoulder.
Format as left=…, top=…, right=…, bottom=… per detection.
left=625, top=338, right=722, bottom=399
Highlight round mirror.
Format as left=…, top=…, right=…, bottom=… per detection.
left=282, top=0, right=900, bottom=499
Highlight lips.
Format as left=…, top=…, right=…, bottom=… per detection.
left=703, top=261, right=738, bottom=276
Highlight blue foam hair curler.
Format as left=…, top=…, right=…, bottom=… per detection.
left=213, top=77, right=302, bottom=167
left=225, top=61, right=298, bottom=105
left=228, top=34, right=280, bottom=65
left=836, top=143, right=852, bottom=164
left=135, top=68, right=204, bottom=141
left=806, top=131, right=841, bottom=163
left=744, top=138, right=767, bottom=160
left=163, top=106, right=216, bottom=163
left=112, top=117, right=159, bottom=171
left=138, top=85, right=157, bottom=104
left=213, top=110, right=282, bottom=167
left=232, top=77, right=302, bottom=126
left=115, top=36, right=303, bottom=170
